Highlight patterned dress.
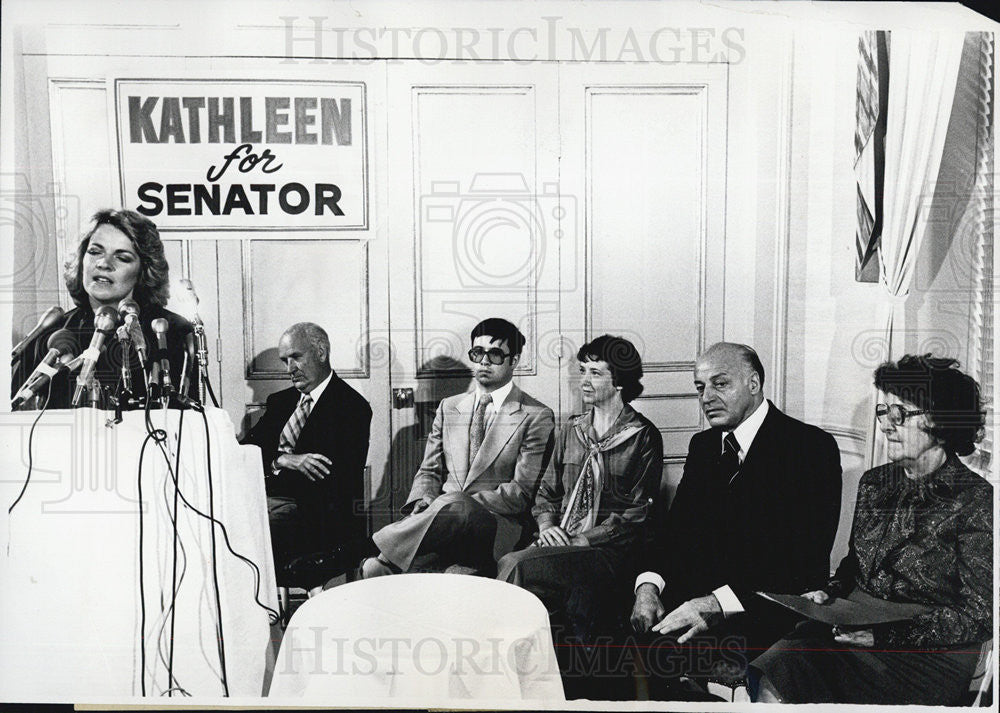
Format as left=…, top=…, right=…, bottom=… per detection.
left=750, top=455, right=993, bottom=704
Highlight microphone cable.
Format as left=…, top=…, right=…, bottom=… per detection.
left=167, top=407, right=278, bottom=626
left=165, top=406, right=184, bottom=696
left=7, top=379, right=54, bottom=516
left=200, top=406, right=231, bottom=696
left=140, top=387, right=189, bottom=696
left=203, top=372, right=221, bottom=408
left=138, top=406, right=188, bottom=697
left=137, top=428, right=155, bottom=696
left=145, top=403, right=280, bottom=696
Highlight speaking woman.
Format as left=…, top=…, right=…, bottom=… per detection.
left=750, top=354, right=991, bottom=705
left=11, top=209, right=195, bottom=409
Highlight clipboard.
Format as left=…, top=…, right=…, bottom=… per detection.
left=758, top=588, right=932, bottom=626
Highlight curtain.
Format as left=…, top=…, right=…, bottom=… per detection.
left=866, top=31, right=966, bottom=468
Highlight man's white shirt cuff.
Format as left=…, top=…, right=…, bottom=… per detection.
left=634, top=571, right=665, bottom=594
left=712, top=585, right=744, bottom=617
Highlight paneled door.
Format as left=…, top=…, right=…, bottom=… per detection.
left=558, top=63, right=729, bottom=502
left=207, top=62, right=391, bottom=536
left=383, top=62, right=563, bottom=527
left=383, top=60, right=729, bottom=519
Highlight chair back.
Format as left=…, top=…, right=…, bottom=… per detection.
left=969, top=639, right=993, bottom=706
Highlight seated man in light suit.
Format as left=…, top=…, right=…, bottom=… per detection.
left=242, top=322, right=372, bottom=589
left=630, top=342, right=842, bottom=696
left=363, top=318, right=556, bottom=578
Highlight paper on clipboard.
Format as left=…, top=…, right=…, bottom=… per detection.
left=758, top=589, right=933, bottom=626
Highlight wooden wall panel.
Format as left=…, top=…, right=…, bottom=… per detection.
left=412, top=86, right=540, bottom=375
left=243, top=239, right=369, bottom=379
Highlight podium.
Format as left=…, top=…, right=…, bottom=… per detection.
left=0, top=407, right=278, bottom=700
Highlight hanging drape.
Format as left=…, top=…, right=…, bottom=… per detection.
left=866, top=31, right=966, bottom=467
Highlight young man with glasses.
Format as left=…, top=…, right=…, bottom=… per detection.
left=362, top=318, right=556, bottom=578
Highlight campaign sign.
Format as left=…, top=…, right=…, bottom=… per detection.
left=114, top=79, right=368, bottom=231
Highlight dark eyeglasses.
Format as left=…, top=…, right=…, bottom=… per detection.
left=875, top=403, right=928, bottom=426
left=468, top=347, right=512, bottom=365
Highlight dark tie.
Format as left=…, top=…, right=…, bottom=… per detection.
left=721, top=432, right=741, bottom=484
left=469, top=393, right=492, bottom=466
left=278, top=393, right=313, bottom=454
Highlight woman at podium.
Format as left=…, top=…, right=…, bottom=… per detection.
left=11, top=209, right=195, bottom=410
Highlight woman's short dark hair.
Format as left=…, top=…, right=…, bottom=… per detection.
left=65, top=209, right=170, bottom=308
left=470, top=318, right=526, bottom=356
left=577, top=334, right=644, bottom=403
left=873, top=353, right=985, bottom=456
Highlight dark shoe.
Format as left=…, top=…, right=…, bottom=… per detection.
left=281, top=546, right=353, bottom=589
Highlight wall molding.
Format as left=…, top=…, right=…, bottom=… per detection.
left=583, top=84, right=710, bottom=366
left=410, top=84, right=539, bottom=378
left=242, top=238, right=371, bottom=379
left=822, top=423, right=868, bottom=456
left=47, top=78, right=108, bottom=311
left=770, top=36, right=795, bottom=409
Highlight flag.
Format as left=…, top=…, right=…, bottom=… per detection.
left=855, top=30, right=889, bottom=282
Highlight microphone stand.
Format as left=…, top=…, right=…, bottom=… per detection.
left=117, top=326, right=134, bottom=395
left=193, top=319, right=210, bottom=406
left=109, top=326, right=147, bottom=425
left=62, top=354, right=100, bottom=407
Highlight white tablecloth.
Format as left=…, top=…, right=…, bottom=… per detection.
left=0, top=407, right=277, bottom=701
left=269, top=573, right=565, bottom=703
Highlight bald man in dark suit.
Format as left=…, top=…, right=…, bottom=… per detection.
left=243, top=322, right=371, bottom=588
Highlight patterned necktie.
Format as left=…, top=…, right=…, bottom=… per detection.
left=278, top=393, right=313, bottom=454
left=469, top=393, right=492, bottom=466
left=721, top=432, right=741, bottom=484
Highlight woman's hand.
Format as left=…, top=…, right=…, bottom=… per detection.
left=801, top=590, right=830, bottom=604
left=833, top=627, right=874, bottom=647
left=538, top=525, right=571, bottom=547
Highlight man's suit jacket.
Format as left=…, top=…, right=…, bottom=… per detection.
left=653, top=401, right=842, bottom=610
left=242, top=372, right=372, bottom=550
left=404, top=384, right=556, bottom=516
left=376, top=384, right=555, bottom=569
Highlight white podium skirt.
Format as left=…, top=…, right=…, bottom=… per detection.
left=0, top=407, right=278, bottom=701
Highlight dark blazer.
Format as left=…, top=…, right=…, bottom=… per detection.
left=11, top=304, right=194, bottom=409
left=653, top=401, right=842, bottom=609
left=242, top=372, right=372, bottom=551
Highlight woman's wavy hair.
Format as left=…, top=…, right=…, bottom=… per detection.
left=874, top=353, right=986, bottom=456
left=577, top=334, right=644, bottom=403
left=65, top=209, right=170, bottom=308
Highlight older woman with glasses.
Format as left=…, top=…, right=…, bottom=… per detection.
left=749, top=354, right=992, bottom=705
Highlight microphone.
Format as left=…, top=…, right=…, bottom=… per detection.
left=71, top=305, right=120, bottom=407
left=12, top=306, right=65, bottom=364
left=151, top=318, right=172, bottom=393
left=118, top=298, right=148, bottom=365
left=11, top=329, right=78, bottom=409
left=178, top=332, right=197, bottom=400
left=177, top=279, right=202, bottom=323
left=178, top=278, right=211, bottom=404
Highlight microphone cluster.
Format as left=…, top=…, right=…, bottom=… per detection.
left=11, top=297, right=202, bottom=411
